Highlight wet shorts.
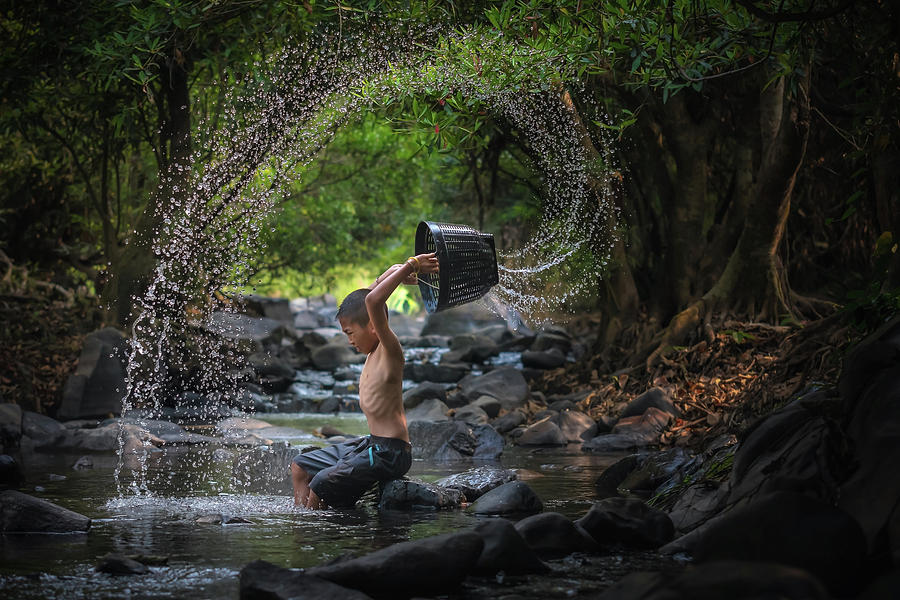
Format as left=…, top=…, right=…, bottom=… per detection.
left=292, top=435, right=412, bottom=508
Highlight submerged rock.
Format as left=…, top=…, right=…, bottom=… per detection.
left=472, top=518, right=548, bottom=575
left=576, top=497, right=673, bottom=549
left=514, top=511, right=599, bottom=557
left=240, top=560, right=373, bottom=600
left=95, top=553, right=149, bottom=575
left=468, top=481, right=543, bottom=516
left=434, top=466, right=517, bottom=501
left=308, top=531, right=483, bottom=597
left=597, top=560, right=829, bottom=600
left=379, top=478, right=464, bottom=510
left=0, top=490, right=91, bottom=533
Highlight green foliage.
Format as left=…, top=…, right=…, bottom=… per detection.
left=722, top=328, right=758, bottom=344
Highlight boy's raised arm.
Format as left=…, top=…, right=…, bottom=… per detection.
left=365, top=253, right=439, bottom=353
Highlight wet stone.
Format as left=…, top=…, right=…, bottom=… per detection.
left=468, top=481, right=543, bottom=516
left=241, top=560, right=375, bottom=600
left=434, top=466, right=518, bottom=501
left=379, top=478, right=464, bottom=510
left=514, top=511, right=599, bottom=557
left=95, top=553, right=149, bottom=576
left=472, top=518, right=549, bottom=575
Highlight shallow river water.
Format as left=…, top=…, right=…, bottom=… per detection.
left=0, top=413, right=680, bottom=599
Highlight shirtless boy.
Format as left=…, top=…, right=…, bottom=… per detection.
left=290, top=252, right=439, bottom=509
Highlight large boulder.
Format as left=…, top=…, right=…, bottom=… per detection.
left=515, top=417, right=567, bottom=446
left=409, top=420, right=503, bottom=461
left=240, top=295, right=294, bottom=325
left=20, top=411, right=67, bottom=451
left=402, top=382, right=447, bottom=409
left=664, top=490, right=867, bottom=597
left=232, top=442, right=302, bottom=494
left=311, top=342, right=365, bottom=371
left=458, top=367, right=529, bottom=409
left=240, top=560, right=373, bottom=600
left=596, top=560, right=830, bottom=600
left=405, top=398, right=450, bottom=423
left=379, top=478, right=464, bottom=510
left=58, top=328, right=128, bottom=420
left=619, top=387, right=681, bottom=419
left=514, top=511, right=599, bottom=556
left=468, top=481, right=543, bottom=516
left=553, top=410, right=598, bottom=442
left=576, top=497, right=674, bottom=548
left=582, top=407, right=673, bottom=452
left=0, top=490, right=91, bottom=533
left=472, top=518, right=548, bottom=575
left=308, top=532, right=483, bottom=596
left=403, top=362, right=469, bottom=383
left=434, top=466, right=517, bottom=501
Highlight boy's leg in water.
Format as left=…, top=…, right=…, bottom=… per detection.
left=291, top=462, right=311, bottom=506
left=305, top=488, right=322, bottom=510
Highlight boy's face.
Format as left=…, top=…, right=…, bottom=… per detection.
left=339, top=317, right=378, bottom=354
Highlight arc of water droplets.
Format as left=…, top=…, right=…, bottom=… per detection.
left=115, top=18, right=622, bottom=495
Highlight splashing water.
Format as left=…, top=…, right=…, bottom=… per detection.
left=113, top=18, right=622, bottom=495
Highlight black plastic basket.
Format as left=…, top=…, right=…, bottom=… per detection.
left=415, top=221, right=499, bottom=313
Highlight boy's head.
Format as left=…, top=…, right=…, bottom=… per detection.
left=335, top=289, right=387, bottom=354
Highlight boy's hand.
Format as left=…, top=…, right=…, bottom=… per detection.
left=410, top=252, right=439, bottom=276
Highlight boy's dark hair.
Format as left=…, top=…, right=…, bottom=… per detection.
left=336, top=288, right=388, bottom=326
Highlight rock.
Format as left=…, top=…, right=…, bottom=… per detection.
left=596, top=560, right=830, bottom=600
left=196, top=514, right=224, bottom=524
left=420, top=303, right=508, bottom=336
left=472, top=518, right=548, bottom=575
left=838, top=363, right=900, bottom=553
left=547, top=398, right=577, bottom=412
left=618, top=447, right=694, bottom=497
left=240, top=559, right=374, bottom=600
left=516, top=417, right=567, bottom=446
left=294, top=309, right=328, bottom=330
left=204, top=311, right=294, bottom=351
left=458, top=367, right=529, bottom=409
left=308, top=532, right=483, bottom=596
left=583, top=407, right=672, bottom=451
left=593, top=454, right=640, bottom=498
left=311, top=342, right=365, bottom=371
left=619, top=387, right=681, bottom=419
left=403, top=362, right=469, bottom=383
left=729, top=392, right=842, bottom=506
left=576, top=497, right=674, bottom=548
left=447, top=334, right=499, bottom=362
left=107, top=418, right=218, bottom=445
left=434, top=466, right=517, bottom=501
left=402, top=382, right=447, bottom=409
left=95, top=553, right=150, bottom=575
left=58, top=328, right=128, bottom=420
left=454, top=404, right=489, bottom=425
left=388, top=312, right=424, bottom=338
left=0, top=490, right=91, bottom=533
left=240, top=294, right=294, bottom=325
left=20, top=411, right=67, bottom=450
left=469, top=481, right=543, bottom=516
left=532, top=408, right=558, bottom=421
left=553, top=410, right=598, bottom=442
left=232, top=442, right=301, bottom=494
left=668, top=481, right=728, bottom=533
left=521, top=348, right=566, bottom=370
left=471, top=395, right=501, bottom=418
left=72, top=456, right=93, bottom=470
left=60, top=423, right=164, bottom=454
left=379, top=478, right=464, bottom=510
left=0, top=403, right=23, bottom=450
left=408, top=420, right=503, bottom=461
left=248, top=352, right=296, bottom=392
left=0, top=455, right=25, bottom=489
left=491, top=409, right=526, bottom=433
left=405, top=398, right=450, bottom=422
left=400, top=334, right=450, bottom=348
left=666, top=490, right=867, bottom=597
left=530, top=331, right=572, bottom=354
left=514, top=511, right=599, bottom=556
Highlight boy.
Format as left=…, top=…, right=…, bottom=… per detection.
left=290, top=252, right=439, bottom=509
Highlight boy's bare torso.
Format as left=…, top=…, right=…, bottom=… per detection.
left=358, top=341, right=409, bottom=442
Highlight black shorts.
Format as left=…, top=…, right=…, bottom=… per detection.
left=292, top=435, right=412, bottom=508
